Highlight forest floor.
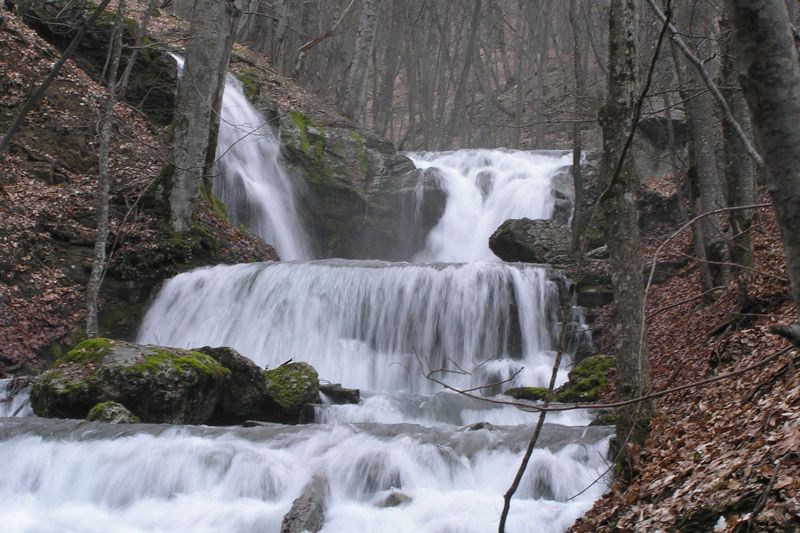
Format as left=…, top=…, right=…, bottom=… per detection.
left=1, top=3, right=798, bottom=532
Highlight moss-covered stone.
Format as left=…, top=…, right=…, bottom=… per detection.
left=556, top=354, right=614, bottom=403
left=503, top=386, right=549, bottom=402
left=58, top=337, right=112, bottom=365
left=87, top=401, right=140, bottom=424
left=31, top=339, right=229, bottom=424
left=200, top=186, right=229, bottom=223
left=264, top=362, right=319, bottom=413
left=235, top=68, right=260, bottom=102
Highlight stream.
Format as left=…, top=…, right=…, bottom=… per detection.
left=0, top=74, right=610, bottom=533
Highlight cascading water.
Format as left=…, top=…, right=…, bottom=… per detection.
left=1, top=140, right=609, bottom=531
left=409, top=150, right=572, bottom=262
left=175, top=55, right=312, bottom=261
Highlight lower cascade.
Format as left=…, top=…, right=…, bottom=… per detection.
left=0, top=79, right=609, bottom=532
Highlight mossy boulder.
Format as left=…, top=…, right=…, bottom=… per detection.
left=197, top=346, right=271, bottom=424
left=31, top=338, right=229, bottom=424
left=264, top=362, right=319, bottom=421
left=503, top=386, right=549, bottom=402
left=502, top=355, right=613, bottom=404
left=86, top=401, right=140, bottom=424
left=556, top=354, right=614, bottom=403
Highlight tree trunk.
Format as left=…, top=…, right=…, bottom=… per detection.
left=342, top=0, right=378, bottom=121
left=118, top=0, right=158, bottom=102
left=599, top=0, right=652, bottom=475
left=86, top=0, right=126, bottom=337
left=720, top=14, right=755, bottom=273
left=170, top=0, right=240, bottom=233
left=675, top=0, right=729, bottom=291
left=726, top=0, right=800, bottom=318
left=569, top=0, right=586, bottom=254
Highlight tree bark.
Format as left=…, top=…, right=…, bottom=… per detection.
left=569, top=0, right=586, bottom=254
left=86, top=0, right=126, bottom=337
left=599, top=0, right=653, bottom=474
left=342, top=0, right=378, bottom=121
left=726, top=0, right=800, bottom=318
left=170, top=0, right=240, bottom=232
left=720, top=14, right=755, bottom=272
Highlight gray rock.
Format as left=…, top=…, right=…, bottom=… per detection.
left=30, top=338, right=229, bottom=424
left=198, top=346, right=271, bottom=425
left=281, top=474, right=329, bottom=533
left=264, top=362, right=320, bottom=423
left=376, top=491, right=412, bottom=508
left=86, top=401, right=140, bottom=424
left=489, top=218, right=572, bottom=266
left=319, top=383, right=360, bottom=405
left=276, top=108, right=445, bottom=260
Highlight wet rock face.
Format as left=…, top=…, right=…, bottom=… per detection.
left=31, top=339, right=229, bottom=424
left=276, top=108, right=445, bottom=260
left=489, top=218, right=572, bottom=266
left=197, top=346, right=270, bottom=425
left=281, top=474, right=330, bottom=533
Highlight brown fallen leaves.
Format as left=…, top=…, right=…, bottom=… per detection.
left=571, top=210, right=799, bottom=531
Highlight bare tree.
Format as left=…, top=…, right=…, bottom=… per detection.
left=599, top=0, right=653, bottom=472
left=726, top=0, right=800, bottom=318
left=342, top=0, right=378, bottom=120
left=170, top=0, right=240, bottom=232
left=86, top=0, right=126, bottom=337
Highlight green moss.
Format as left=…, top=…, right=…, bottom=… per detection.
left=350, top=130, right=369, bottom=178
left=59, top=338, right=113, bottom=366
left=264, top=362, right=319, bottom=410
left=556, top=354, right=614, bottom=403
left=127, top=348, right=229, bottom=378
left=235, top=68, right=260, bottom=102
left=504, top=386, right=549, bottom=401
left=200, top=185, right=229, bottom=223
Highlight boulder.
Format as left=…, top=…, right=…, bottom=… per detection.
left=319, top=383, right=360, bottom=405
left=86, top=401, right=140, bottom=424
left=556, top=354, right=614, bottom=403
left=281, top=474, right=329, bottom=533
left=502, top=355, right=614, bottom=404
left=31, top=338, right=229, bottom=424
left=489, top=218, right=572, bottom=266
left=197, top=346, right=270, bottom=424
left=377, top=491, right=412, bottom=508
left=264, top=362, right=320, bottom=422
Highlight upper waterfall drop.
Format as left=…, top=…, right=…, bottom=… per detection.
left=408, top=150, right=572, bottom=262
left=173, top=55, right=312, bottom=260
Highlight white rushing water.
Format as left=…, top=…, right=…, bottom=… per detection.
left=409, top=150, right=572, bottom=262
left=0, top=419, right=609, bottom=533
left=2, top=142, right=607, bottom=531
left=175, top=55, right=312, bottom=261
left=138, top=260, right=564, bottom=394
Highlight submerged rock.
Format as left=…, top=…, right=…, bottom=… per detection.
left=31, top=338, right=229, bottom=424
left=489, top=218, right=572, bottom=266
left=86, top=401, right=140, bottom=424
left=377, top=491, right=412, bottom=508
left=319, top=383, right=360, bottom=405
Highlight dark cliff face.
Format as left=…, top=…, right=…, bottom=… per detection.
left=275, top=107, right=445, bottom=260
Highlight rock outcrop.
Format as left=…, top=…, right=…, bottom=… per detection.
left=503, top=354, right=614, bottom=404
left=489, top=218, right=572, bottom=266
left=276, top=108, right=445, bottom=260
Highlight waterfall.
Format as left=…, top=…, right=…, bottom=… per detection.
left=138, top=260, right=564, bottom=394
left=409, top=150, right=572, bottom=262
left=174, top=55, right=312, bottom=260
left=2, top=148, right=608, bottom=532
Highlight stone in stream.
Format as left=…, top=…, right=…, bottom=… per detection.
left=86, top=401, right=140, bottom=424
left=281, top=474, right=330, bottom=533
left=319, top=383, right=360, bottom=405
left=376, top=491, right=412, bottom=508
left=489, top=218, right=572, bottom=266
left=30, top=338, right=229, bottom=424
left=30, top=339, right=327, bottom=426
